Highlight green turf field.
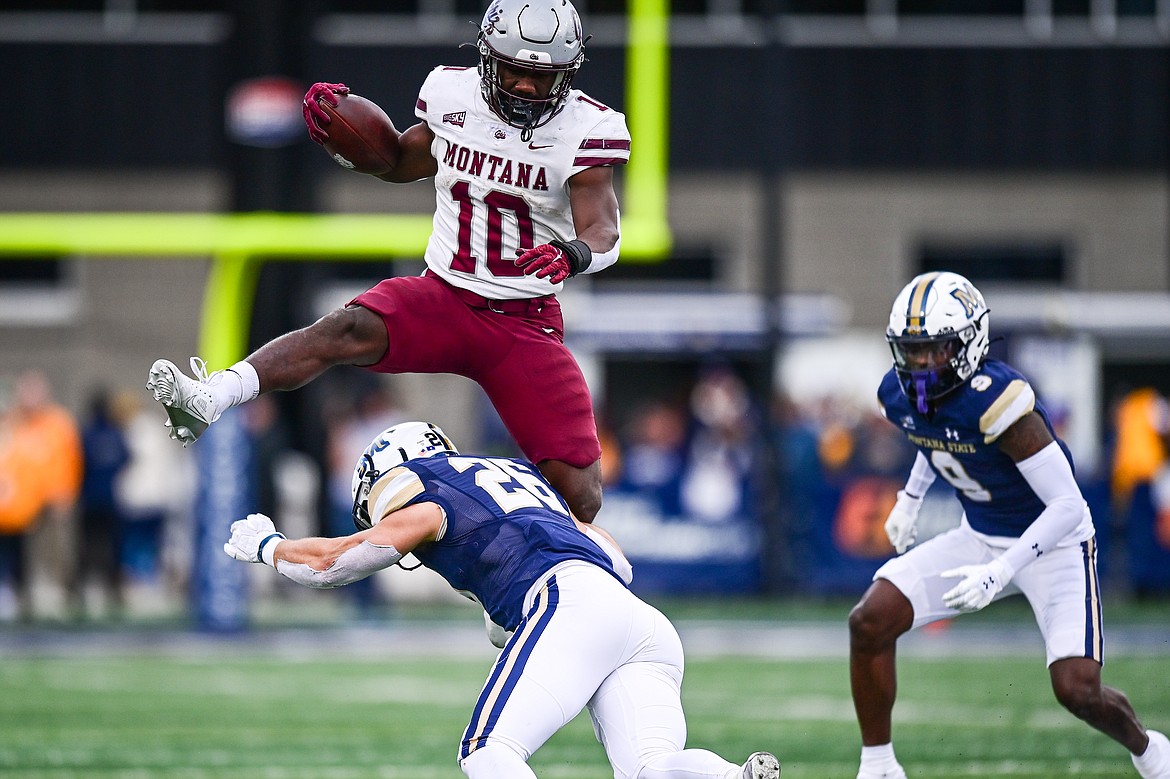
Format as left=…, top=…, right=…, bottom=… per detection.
left=1, top=614, right=1166, bottom=778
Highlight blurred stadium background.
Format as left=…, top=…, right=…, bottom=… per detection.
left=0, top=1, right=1168, bottom=776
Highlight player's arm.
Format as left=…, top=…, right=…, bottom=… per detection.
left=943, top=411, right=1087, bottom=612
left=515, top=165, right=621, bottom=283
left=373, top=122, right=438, bottom=183
left=884, top=451, right=936, bottom=554
left=223, top=502, right=444, bottom=589
left=995, top=411, right=1088, bottom=572
left=567, top=166, right=621, bottom=263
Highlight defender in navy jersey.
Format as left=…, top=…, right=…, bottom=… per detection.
left=849, top=272, right=1169, bottom=779
left=148, top=0, right=627, bottom=523
left=223, top=421, right=780, bottom=779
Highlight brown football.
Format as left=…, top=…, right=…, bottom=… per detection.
left=318, top=93, right=399, bottom=176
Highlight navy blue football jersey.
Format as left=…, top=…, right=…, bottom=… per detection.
left=377, top=453, right=623, bottom=631
left=877, top=359, right=1074, bottom=538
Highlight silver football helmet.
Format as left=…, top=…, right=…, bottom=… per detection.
left=886, top=271, right=990, bottom=413
left=350, top=421, right=458, bottom=530
left=477, top=0, right=586, bottom=136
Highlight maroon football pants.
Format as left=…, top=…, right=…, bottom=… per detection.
left=351, top=272, right=600, bottom=468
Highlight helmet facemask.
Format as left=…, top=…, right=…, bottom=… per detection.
left=351, top=452, right=380, bottom=531
left=478, top=43, right=581, bottom=136
left=888, top=329, right=970, bottom=413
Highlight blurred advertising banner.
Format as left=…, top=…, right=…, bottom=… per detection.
left=595, top=492, right=761, bottom=595
left=192, top=409, right=254, bottom=632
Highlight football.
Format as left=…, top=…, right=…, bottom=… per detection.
left=318, top=93, right=400, bottom=176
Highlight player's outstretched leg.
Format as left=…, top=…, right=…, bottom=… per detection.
left=145, top=355, right=237, bottom=442
left=1050, top=657, right=1170, bottom=778
left=741, top=751, right=781, bottom=778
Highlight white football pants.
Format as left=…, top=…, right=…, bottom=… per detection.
left=459, top=561, right=743, bottom=779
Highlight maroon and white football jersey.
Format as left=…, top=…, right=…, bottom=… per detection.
left=416, top=66, right=630, bottom=300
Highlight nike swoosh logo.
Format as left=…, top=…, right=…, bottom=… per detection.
left=528, top=142, right=553, bottom=150
left=542, top=327, right=556, bottom=334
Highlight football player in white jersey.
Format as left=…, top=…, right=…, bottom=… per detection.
left=849, top=272, right=1169, bottom=779
left=222, top=421, right=781, bottom=779
left=147, top=0, right=625, bottom=523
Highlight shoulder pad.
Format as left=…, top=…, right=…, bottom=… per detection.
left=979, top=378, right=1036, bottom=443
left=368, top=465, right=427, bottom=526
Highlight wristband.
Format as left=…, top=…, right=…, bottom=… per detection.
left=258, top=532, right=286, bottom=566
left=549, top=239, right=592, bottom=277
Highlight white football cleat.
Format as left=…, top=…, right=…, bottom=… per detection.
left=146, top=357, right=221, bottom=447
left=742, top=751, right=780, bottom=779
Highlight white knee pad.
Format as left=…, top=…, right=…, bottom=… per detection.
left=460, top=743, right=537, bottom=779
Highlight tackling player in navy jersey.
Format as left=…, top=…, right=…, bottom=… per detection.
left=148, top=0, right=627, bottom=523
left=848, top=272, right=1169, bottom=779
left=223, top=421, right=780, bottom=779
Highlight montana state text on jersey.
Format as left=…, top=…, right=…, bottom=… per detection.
left=417, top=66, right=630, bottom=301
left=878, top=358, right=1091, bottom=542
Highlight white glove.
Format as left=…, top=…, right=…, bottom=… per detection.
left=941, top=558, right=1013, bottom=613
left=483, top=610, right=513, bottom=649
left=224, top=513, right=285, bottom=566
left=884, top=490, right=923, bottom=554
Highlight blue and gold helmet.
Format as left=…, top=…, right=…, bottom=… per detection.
left=887, top=271, right=990, bottom=413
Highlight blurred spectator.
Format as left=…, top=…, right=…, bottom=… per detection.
left=323, top=377, right=408, bottom=617
left=771, top=390, right=822, bottom=514
left=770, top=390, right=824, bottom=579
left=831, top=411, right=920, bottom=558
left=0, top=370, right=83, bottom=620
left=74, top=388, right=132, bottom=618
left=615, top=399, right=688, bottom=516
left=115, top=389, right=194, bottom=609
left=242, top=394, right=292, bottom=521
left=596, top=415, right=623, bottom=488
left=1110, top=386, right=1170, bottom=595
left=1111, top=386, right=1170, bottom=520
left=680, top=368, right=756, bottom=522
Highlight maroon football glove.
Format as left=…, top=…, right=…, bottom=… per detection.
left=302, top=82, right=350, bottom=144
left=515, top=240, right=592, bottom=285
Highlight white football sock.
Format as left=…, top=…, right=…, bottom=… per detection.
left=860, top=744, right=897, bottom=765
left=207, top=360, right=260, bottom=410
left=1133, top=730, right=1170, bottom=779
left=859, top=743, right=904, bottom=777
